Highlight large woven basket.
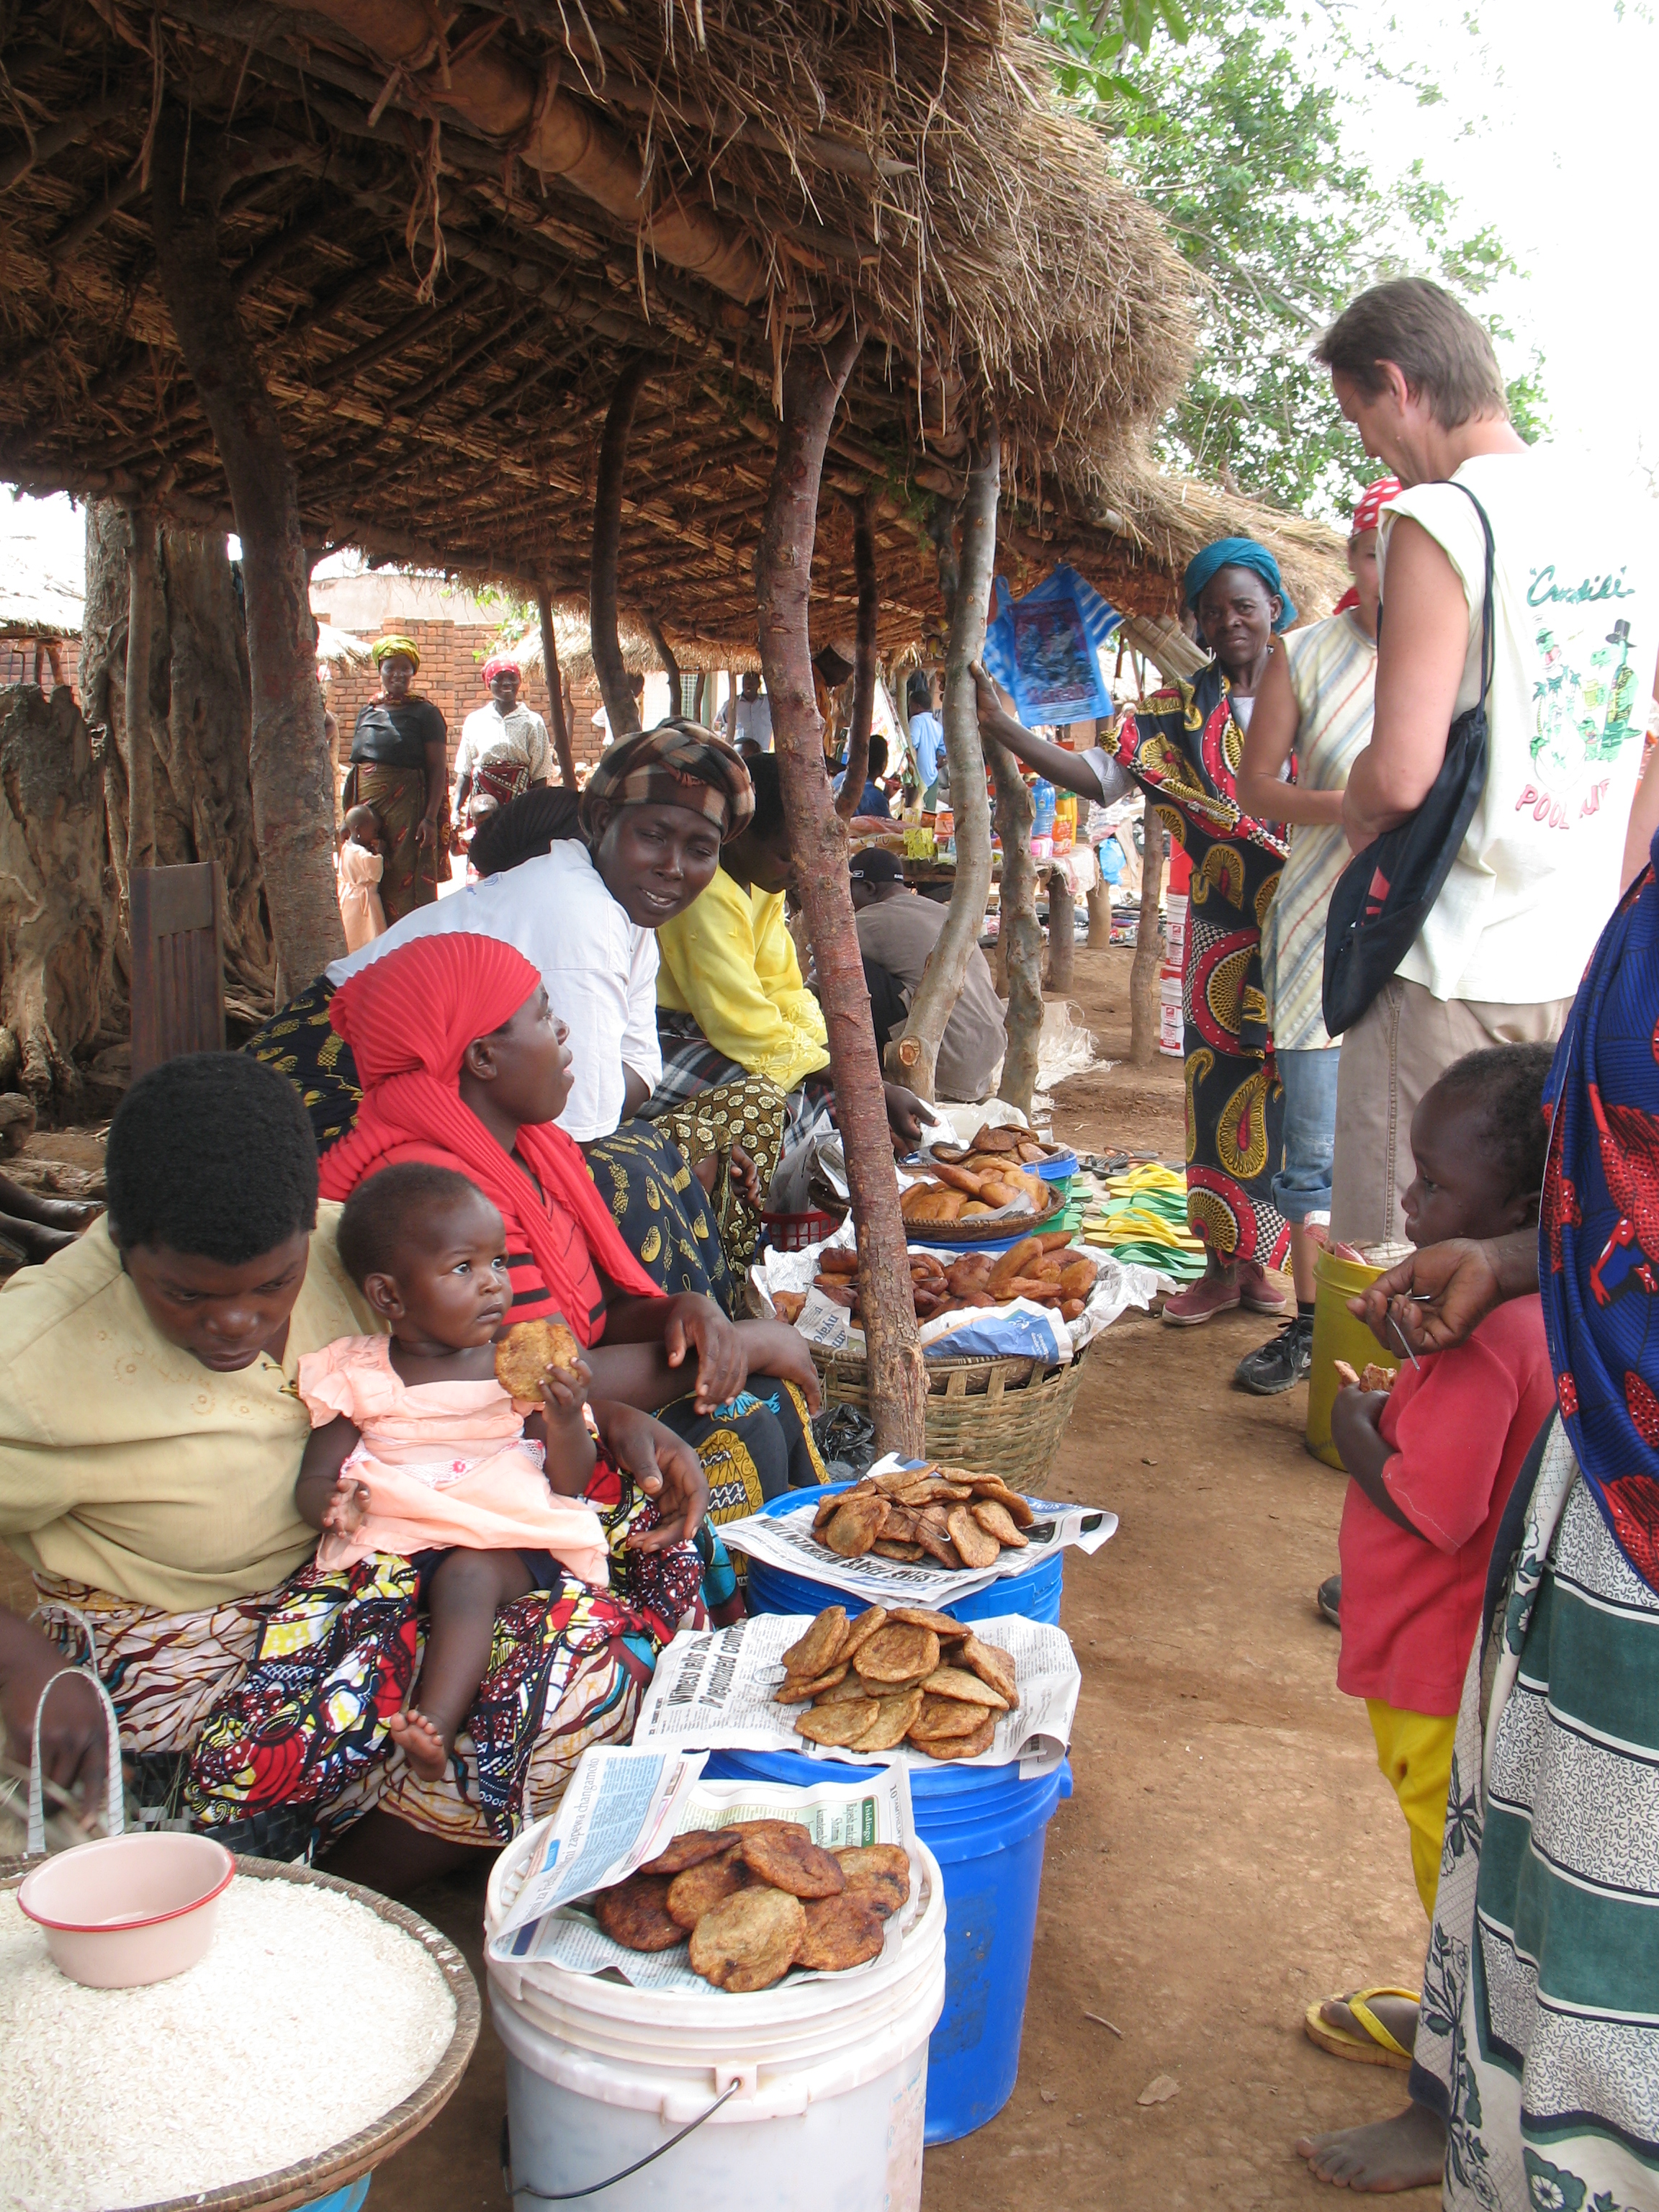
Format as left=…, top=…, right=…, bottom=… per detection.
left=811, top=1341, right=1092, bottom=1484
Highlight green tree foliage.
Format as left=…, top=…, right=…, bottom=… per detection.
left=1036, top=0, right=1547, bottom=516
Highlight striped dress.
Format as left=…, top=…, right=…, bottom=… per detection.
left=1259, top=613, right=1377, bottom=1051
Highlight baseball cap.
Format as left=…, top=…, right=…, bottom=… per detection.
left=848, top=848, right=904, bottom=884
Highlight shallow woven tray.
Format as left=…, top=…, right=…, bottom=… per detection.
left=811, top=1341, right=1092, bottom=1484
left=900, top=1184, right=1066, bottom=1245
left=2, top=1853, right=480, bottom=2212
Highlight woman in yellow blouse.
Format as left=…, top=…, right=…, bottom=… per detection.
left=652, top=754, right=927, bottom=1157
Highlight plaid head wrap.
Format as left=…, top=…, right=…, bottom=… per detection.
left=481, top=655, right=521, bottom=686
left=578, top=719, right=755, bottom=844
left=371, top=634, right=421, bottom=670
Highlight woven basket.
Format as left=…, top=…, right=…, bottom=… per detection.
left=1, top=1853, right=479, bottom=2211
left=811, top=1341, right=1092, bottom=1484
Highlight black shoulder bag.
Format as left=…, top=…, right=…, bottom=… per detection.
left=1321, top=483, right=1496, bottom=1037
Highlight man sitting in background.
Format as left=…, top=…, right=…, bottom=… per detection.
left=849, top=848, right=1004, bottom=1103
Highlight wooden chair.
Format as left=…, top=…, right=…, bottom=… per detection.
left=129, top=862, right=225, bottom=1079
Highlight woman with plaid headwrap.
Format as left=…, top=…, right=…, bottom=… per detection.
left=345, top=637, right=449, bottom=923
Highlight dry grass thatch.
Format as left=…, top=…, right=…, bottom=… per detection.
left=0, top=2, right=1346, bottom=655
left=0, top=534, right=83, bottom=639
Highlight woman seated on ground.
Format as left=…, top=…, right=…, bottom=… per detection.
left=652, top=752, right=928, bottom=1162
left=0, top=1051, right=710, bottom=1891
left=248, top=724, right=783, bottom=1316
left=319, top=930, right=824, bottom=1527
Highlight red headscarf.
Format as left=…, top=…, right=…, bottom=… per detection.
left=482, top=655, right=521, bottom=687
left=1334, top=477, right=1403, bottom=613
left=318, top=934, right=660, bottom=1331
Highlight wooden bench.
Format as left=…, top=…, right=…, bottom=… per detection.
left=129, top=862, right=225, bottom=1079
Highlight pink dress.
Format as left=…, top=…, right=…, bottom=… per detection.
left=336, top=841, right=386, bottom=953
left=297, top=1335, right=608, bottom=1588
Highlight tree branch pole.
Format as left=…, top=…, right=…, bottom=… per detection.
left=834, top=489, right=878, bottom=819
left=1043, top=863, right=1074, bottom=994
left=643, top=611, right=682, bottom=706
left=122, top=503, right=156, bottom=878
left=536, top=583, right=577, bottom=787
left=1129, top=792, right=1166, bottom=1066
left=991, top=739, right=1042, bottom=1114
left=149, top=107, right=342, bottom=991
left=886, top=425, right=1000, bottom=1100
left=757, top=321, right=925, bottom=1460
left=590, top=354, right=654, bottom=742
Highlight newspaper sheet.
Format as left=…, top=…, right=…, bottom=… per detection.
left=488, top=1748, right=921, bottom=1995
left=631, top=1611, right=1080, bottom=1779
left=719, top=1455, right=1118, bottom=1609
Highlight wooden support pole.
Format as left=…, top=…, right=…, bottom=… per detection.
left=591, top=355, right=654, bottom=742
left=122, top=504, right=157, bottom=878
left=758, top=323, right=925, bottom=1461
left=1043, top=863, right=1074, bottom=995
left=1129, top=793, right=1166, bottom=1066
left=644, top=611, right=682, bottom=706
left=1086, top=878, right=1112, bottom=949
left=834, top=490, right=878, bottom=819
left=887, top=427, right=1000, bottom=1100
left=991, top=742, right=1042, bottom=1115
left=150, top=107, right=343, bottom=992
left=537, top=583, right=577, bottom=788
left=692, top=672, right=706, bottom=723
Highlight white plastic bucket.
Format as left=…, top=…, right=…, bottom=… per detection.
left=487, top=1835, right=946, bottom=2211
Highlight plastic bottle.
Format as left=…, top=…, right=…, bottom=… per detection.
left=1030, top=778, right=1056, bottom=863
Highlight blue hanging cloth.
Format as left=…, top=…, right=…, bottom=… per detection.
left=981, top=563, right=1123, bottom=728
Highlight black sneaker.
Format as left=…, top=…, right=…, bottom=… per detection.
left=1233, top=1312, right=1315, bottom=1395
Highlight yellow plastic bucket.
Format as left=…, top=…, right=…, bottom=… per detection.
left=1305, top=1247, right=1400, bottom=1470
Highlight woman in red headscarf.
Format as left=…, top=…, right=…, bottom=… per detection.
left=315, top=930, right=820, bottom=1444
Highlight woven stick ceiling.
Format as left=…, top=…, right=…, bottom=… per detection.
left=0, top=1, right=1346, bottom=655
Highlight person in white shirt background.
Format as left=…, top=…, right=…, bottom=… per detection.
left=452, top=655, right=551, bottom=822
left=716, top=670, right=773, bottom=751
left=1311, top=277, right=1659, bottom=1249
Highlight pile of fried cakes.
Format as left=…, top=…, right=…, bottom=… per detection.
left=811, top=1462, right=1035, bottom=1570
left=776, top=1604, right=1018, bottom=1761
left=593, top=1823, right=913, bottom=1991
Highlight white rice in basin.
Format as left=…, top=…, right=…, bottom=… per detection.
left=0, top=1874, right=457, bottom=2212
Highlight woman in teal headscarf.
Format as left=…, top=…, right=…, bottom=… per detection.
left=976, top=536, right=1298, bottom=1323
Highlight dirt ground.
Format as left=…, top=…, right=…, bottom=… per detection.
left=2, top=943, right=1431, bottom=2206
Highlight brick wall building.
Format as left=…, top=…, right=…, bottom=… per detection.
left=1, top=637, right=79, bottom=694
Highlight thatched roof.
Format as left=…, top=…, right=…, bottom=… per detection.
left=511, top=608, right=760, bottom=688
left=0, top=534, right=83, bottom=641
left=0, top=3, right=1346, bottom=657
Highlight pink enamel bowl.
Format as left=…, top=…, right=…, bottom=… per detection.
left=18, top=1831, right=235, bottom=1987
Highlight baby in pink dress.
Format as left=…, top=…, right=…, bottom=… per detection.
left=296, top=1161, right=608, bottom=1783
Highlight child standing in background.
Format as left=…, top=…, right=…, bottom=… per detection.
left=1307, top=1043, right=1558, bottom=2072
left=336, top=804, right=386, bottom=951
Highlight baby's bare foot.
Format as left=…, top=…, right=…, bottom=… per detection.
left=387, top=1707, right=449, bottom=1781
left=1295, top=2103, right=1446, bottom=2192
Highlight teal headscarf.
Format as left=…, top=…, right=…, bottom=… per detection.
left=1182, top=539, right=1297, bottom=642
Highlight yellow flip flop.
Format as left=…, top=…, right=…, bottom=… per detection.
left=1303, top=1986, right=1418, bottom=2070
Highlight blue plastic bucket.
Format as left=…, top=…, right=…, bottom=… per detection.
left=741, top=1484, right=1064, bottom=1625
left=305, top=2182, right=369, bottom=2212
left=703, top=1747, right=1072, bottom=2144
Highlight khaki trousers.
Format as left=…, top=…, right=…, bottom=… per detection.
left=1328, top=977, right=1572, bottom=1246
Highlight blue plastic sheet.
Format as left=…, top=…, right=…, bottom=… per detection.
left=924, top=1307, right=1067, bottom=1362
left=981, top=564, right=1122, bottom=727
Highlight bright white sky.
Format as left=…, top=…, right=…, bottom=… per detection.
left=5, top=0, right=1655, bottom=577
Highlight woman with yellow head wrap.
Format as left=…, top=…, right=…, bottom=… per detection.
left=343, top=637, right=449, bottom=923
